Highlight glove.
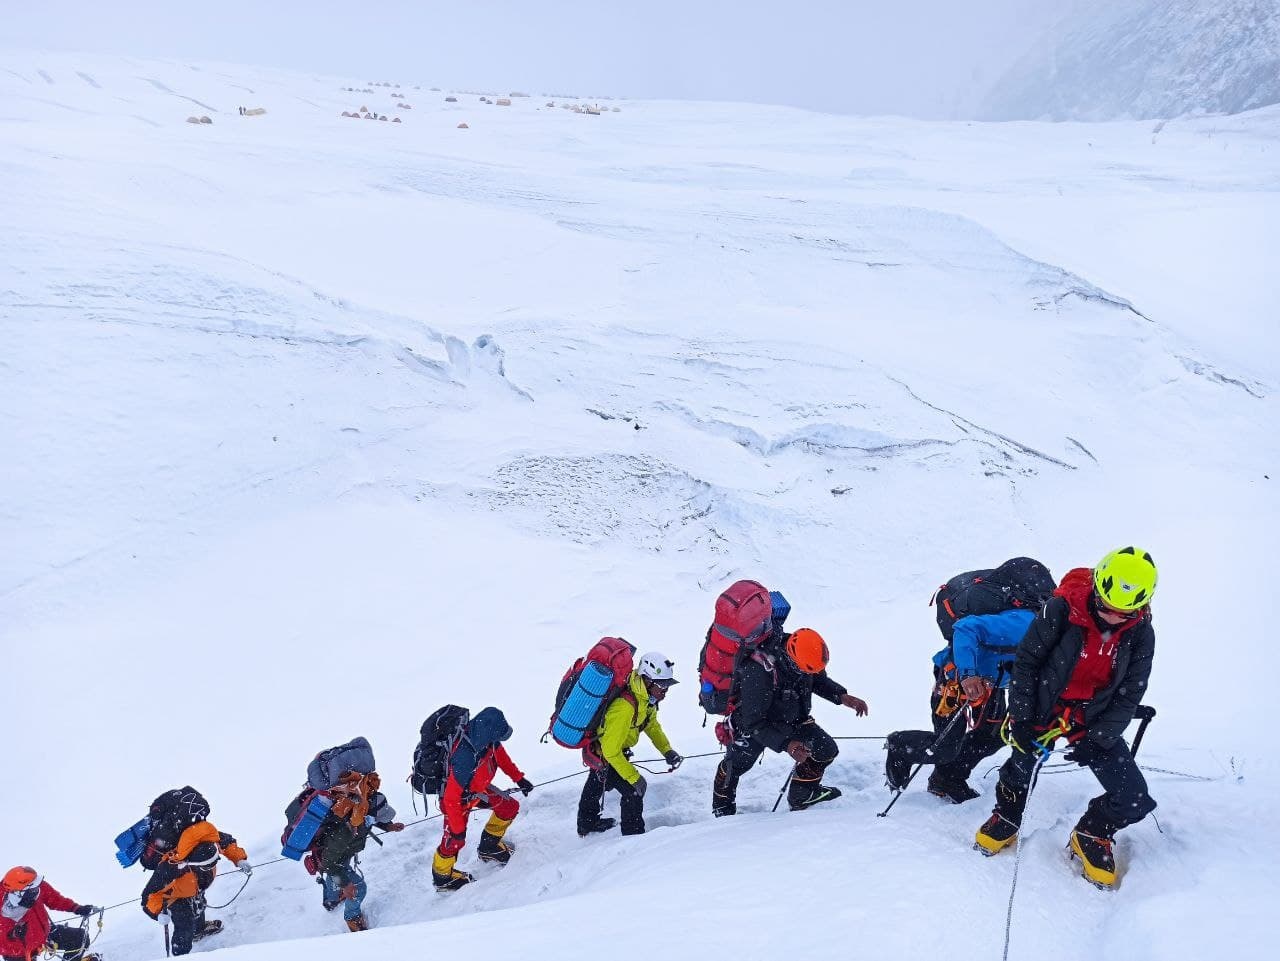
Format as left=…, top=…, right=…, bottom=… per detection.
left=378, top=821, right=406, bottom=833
left=1008, top=720, right=1040, bottom=755
left=629, top=775, right=648, bottom=799
left=74, top=905, right=98, bottom=917
left=960, top=676, right=992, bottom=702
left=516, top=777, right=535, bottom=796
left=785, top=740, right=812, bottom=763
left=664, top=750, right=683, bottom=771
left=1065, top=739, right=1104, bottom=767
left=238, top=860, right=253, bottom=877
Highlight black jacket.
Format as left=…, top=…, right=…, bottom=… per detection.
left=1007, top=572, right=1154, bottom=748
left=733, top=638, right=847, bottom=752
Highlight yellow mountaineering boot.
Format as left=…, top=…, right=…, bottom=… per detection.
left=1068, top=801, right=1120, bottom=889
left=974, top=812, right=1019, bottom=855
left=477, top=815, right=515, bottom=865
left=1069, top=831, right=1117, bottom=889
left=431, top=849, right=474, bottom=892
left=974, top=779, right=1027, bottom=856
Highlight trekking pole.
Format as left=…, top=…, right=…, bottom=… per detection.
left=876, top=706, right=969, bottom=818
left=771, top=765, right=796, bottom=813
left=163, top=922, right=171, bottom=958
left=1130, top=705, right=1156, bottom=758
left=1000, top=746, right=1050, bottom=961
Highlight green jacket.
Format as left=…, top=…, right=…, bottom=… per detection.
left=597, top=672, right=674, bottom=785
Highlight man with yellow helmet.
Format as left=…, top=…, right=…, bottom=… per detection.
left=973, top=547, right=1159, bottom=888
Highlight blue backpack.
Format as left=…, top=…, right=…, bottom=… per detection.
left=281, top=790, right=335, bottom=861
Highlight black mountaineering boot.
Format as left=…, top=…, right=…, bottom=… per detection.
left=885, top=747, right=914, bottom=792
left=712, top=761, right=739, bottom=817
left=577, top=816, right=616, bottom=838
left=191, top=920, right=222, bottom=942
left=927, top=772, right=980, bottom=804
left=788, top=783, right=843, bottom=811
left=477, top=831, right=513, bottom=865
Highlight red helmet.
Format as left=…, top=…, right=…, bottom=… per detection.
left=785, top=628, right=830, bottom=674
left=2, top=866, right=38, bottom=892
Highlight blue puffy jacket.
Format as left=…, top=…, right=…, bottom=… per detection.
left=931, top=609, right=1036, bottom=686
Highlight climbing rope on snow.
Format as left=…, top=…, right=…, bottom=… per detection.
left=1000, top=749, right=1048, bottom=961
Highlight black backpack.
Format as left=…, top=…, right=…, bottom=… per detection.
left=411, top=705, right=470, bottom=797
left=141, top=786, right=209, bottom=869
left=932, top=557, right=1055, bottom=641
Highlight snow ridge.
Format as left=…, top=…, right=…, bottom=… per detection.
left=985, top=0, right=1280, bottom=120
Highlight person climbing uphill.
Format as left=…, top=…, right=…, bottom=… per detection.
left=974, top=547, right=1158, bottom=889
left=884, top=602, right=1046, bottom=803
left=1, top=867, right=100, bottom=961
left=433, top=707, right=533, bottom=891
left=282, top=736, right=404, bottom=932
left=138, top=788, right=249, bottom=955
left=712, top=626, right=869, bottom=816
left=577, top=651, right=683, bottom=837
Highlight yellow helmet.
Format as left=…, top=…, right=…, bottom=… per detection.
left=1094, top=547, right=1158, bottom=612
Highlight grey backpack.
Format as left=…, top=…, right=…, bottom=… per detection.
left=307, top=736, right=377, bottom=790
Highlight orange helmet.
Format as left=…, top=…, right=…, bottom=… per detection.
left=785, top=628, right=829, bottom=674
left=2, top=866, right=38, bottom=892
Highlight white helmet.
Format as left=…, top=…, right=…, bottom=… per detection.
left=638, top=651, right=678, bottom=686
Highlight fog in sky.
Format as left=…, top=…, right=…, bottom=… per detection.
left=5, top=0, right=1079, bottom=117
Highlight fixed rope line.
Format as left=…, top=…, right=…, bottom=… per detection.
left=79, top=742, right=902, bottom=927
left=84, top=754, right=731, bottom=919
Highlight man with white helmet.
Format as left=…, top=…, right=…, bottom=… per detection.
left=576, top=651, right=683, bottom=837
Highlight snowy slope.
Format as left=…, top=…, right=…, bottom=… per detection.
left=2, top=51, right=1278, bottom=961
left=984, top=0, right=1280, bottom=120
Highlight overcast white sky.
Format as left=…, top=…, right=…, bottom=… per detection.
left=4, top=0, right=1078, bottom=117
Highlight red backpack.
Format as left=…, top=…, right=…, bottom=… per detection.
left=546, top=637, right=637, bottom=750
left=698, top=579, right=773, bottom=715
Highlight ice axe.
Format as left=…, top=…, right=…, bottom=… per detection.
left=1130, top=704, right=1156, bottom=758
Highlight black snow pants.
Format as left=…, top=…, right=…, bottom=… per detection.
left=578, top=765, right=646, bottom=835
left=168, top=894, right=207, bottom=957
left=996, top=735, right=1156, bottom=830
left=714, top=718, right=838, bottom=813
